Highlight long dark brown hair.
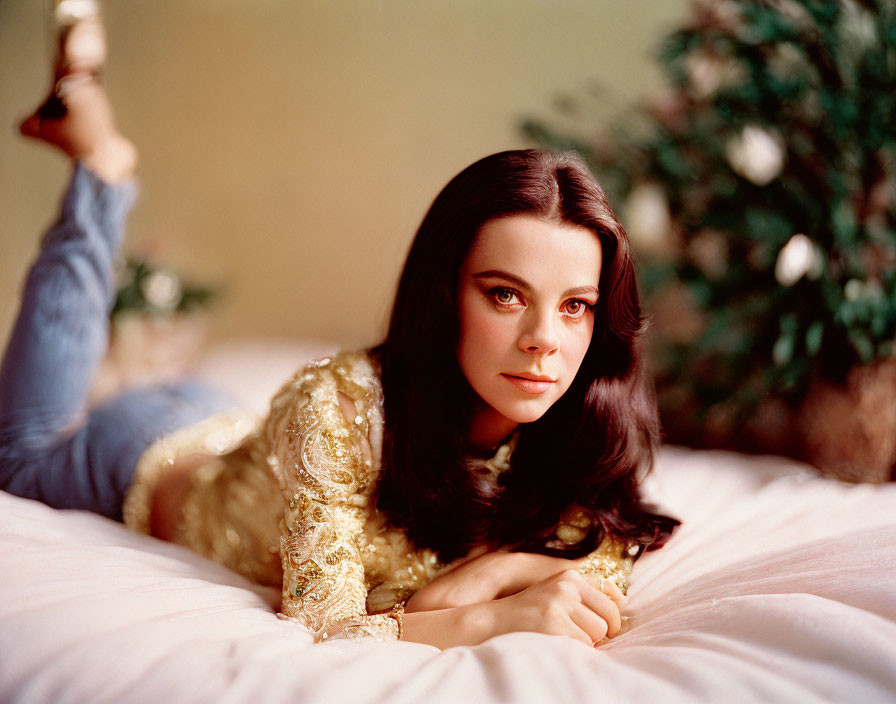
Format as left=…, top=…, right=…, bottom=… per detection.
left=372, top=149, right=678, bottom=563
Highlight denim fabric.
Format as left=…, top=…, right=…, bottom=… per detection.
left=0, top=163, right=232, bottom=520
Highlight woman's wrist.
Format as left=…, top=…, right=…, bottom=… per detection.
left=492, top=552, right=569, bottom=598
left=458, top=600, right=497, bottom=644
left=400, top=601, right=496, bottom=649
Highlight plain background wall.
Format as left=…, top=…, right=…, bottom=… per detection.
left=0, top=0, right=688, bottom=350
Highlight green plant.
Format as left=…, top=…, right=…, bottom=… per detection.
left=111, top=258, right=217, bottom=316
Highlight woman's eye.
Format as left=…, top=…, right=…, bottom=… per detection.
left=490, top=288, right=521, bottom=306
left=563, top=299, right=593, bottom=318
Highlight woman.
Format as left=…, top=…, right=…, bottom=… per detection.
left=1, top=37, right=677, bottom=649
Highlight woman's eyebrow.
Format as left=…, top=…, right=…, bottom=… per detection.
left=565, top=285, right=599, bottom=299
left=472, top=270, right=599, bottom=298
left=472, top=270, right=531, bottom=290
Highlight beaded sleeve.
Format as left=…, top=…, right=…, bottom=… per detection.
left=264, top=352, right=399, bottom=641
left=551, top=505, right=638, bottom=595
left=577, top=536, right=638, bottom=595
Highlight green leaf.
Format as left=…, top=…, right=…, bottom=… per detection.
left=849, top=329, right=875, bottom=363
left=773, top=331, right=795, bottom=367
left=831, top=200, right=858, bottom=246
left=805, top=321, right=824, bottom=356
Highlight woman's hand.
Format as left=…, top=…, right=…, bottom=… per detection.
left=487, top=569, right=624, bottom=645
left=405, top=550, right=572, bottom=612
left=400, top=568, right=626, bottom=649
left=406, top=549, right=628, bottom=614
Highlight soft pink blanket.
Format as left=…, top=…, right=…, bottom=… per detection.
left=2, top=447, right=894, bottom=703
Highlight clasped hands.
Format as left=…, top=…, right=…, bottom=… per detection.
left=404, top=549, right=627, bottom=647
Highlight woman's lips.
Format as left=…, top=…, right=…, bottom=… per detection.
left=501, top=373, right=556, bottom=394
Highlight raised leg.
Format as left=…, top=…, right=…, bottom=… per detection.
left=0, top=36, right=233, bottom=520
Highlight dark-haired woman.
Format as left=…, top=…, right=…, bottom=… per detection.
left=2, top=51, right=677, bottom=649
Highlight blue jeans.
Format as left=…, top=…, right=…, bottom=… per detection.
left=0, top=164, right=233, bottom=520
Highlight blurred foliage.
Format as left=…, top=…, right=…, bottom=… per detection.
left=112, top=258, right=218, bottom=316
left=524, top=0, right=896, bottom=440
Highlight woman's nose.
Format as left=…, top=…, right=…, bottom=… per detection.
left=518, top=309, right=559, bottom=355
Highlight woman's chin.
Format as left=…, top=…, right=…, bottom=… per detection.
left=501, top=400, right=555, bottom=425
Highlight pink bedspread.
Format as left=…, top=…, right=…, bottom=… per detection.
left=2, top=446, right=895, bottom=703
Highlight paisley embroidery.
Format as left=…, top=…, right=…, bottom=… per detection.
left=132, top=349, right=635, bottom=642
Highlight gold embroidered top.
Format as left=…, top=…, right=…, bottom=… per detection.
left=123, top=350, right=636, bottom=642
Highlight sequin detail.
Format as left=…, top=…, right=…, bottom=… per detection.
left=131, top=350, right=635, bottom=642
left=266, top=351, right=446, bottom=641
left=576, top=536, right=636, bottom=595
left=122, top=411, right=259, bottom=535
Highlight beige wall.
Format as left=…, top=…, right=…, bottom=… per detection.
left=0, top=0, right=688, bottom=350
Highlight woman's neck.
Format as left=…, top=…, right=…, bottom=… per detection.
left=467, top=404, right=518, bottom=454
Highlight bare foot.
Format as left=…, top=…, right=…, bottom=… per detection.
left=19, top=17, right=137, bottom=183
left=20, top=78, right=137, bottom=183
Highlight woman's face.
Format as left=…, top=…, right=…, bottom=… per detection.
left=456, top=214, right=603, bottom=449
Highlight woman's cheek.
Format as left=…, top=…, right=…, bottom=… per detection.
left=458, top=297, right=502, bottom=372
left=578, top=318, right=595, bottom=354
left=466, top=300, right=511, bottom=347
left=469, top=304, right=499, bottom=339
left=565, top=319, right=595, bottom=369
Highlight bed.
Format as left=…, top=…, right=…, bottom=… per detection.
left=2, top=341, right=895, bottom=703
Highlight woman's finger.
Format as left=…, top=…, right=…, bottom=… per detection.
left=577, top=581, right=622, bottom=637
left=600, top=578, right=628, bottom=609
left=580, top=573, right=628, bottom=610
left=569, top=603, right=609, bottom=646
